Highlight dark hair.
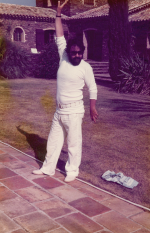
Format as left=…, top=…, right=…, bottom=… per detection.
left=66, top=37, right=85, bottom=54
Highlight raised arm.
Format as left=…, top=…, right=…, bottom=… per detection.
left=55, top=0, right=68, bottom=37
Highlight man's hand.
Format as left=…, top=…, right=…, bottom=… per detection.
left=55, top=0, right=68, bottom=37
left=90, top=99, right=98, bottom=123
left=57, top=0, right=68, bottom=14
left=90, top=106, right=98, bottom=123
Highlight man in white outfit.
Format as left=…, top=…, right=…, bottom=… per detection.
left=33, top=0, right=98, bottom=182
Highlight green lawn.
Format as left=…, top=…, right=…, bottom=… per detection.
left=0, top=77, right=150, bottom=208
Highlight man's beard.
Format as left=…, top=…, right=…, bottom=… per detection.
left=69, top=56, right=82, bottom=66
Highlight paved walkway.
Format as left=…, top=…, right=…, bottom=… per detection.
left=0, top=142, right=150, bottom=233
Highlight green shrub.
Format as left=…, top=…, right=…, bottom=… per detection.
left=0, top=37, right=6, bottom=61
left=0, top=38, right=33, bottom=79
left=116, top=51, right=150, bottom=95
left=0, top=37, right=59, bottom=80
left=0, top=37, right=7, bottom=79
left=34, top=42, right=59, bottom=79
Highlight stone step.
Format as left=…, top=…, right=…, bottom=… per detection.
left=94, top=68, right=109, bottom=71
left=94, top=70, right=109, bottom=75
left=86, top=60, right=108, bottom=64
left=86, top=61, right=109, bottom=69
left=88, top=62, right=108, bottom=65
left=93, top=67, right=109, bottom=71
left=85, top=60, right=110, bottom=79
left=94, top=73, right=110, bottom=78
left=89, top=64, right=109, bottom=68
left=93, top=66, right=109, bottom=68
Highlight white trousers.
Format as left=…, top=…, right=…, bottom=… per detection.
left=40, top=112, right=84, bottom=176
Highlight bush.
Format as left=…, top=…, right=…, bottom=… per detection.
left=0, top=38, right=59, bottom=80
left=115, top=51, right=150, bottom=95
left=0, top=37, right=7, bottom=79
left=0, top=38, right=34, bottom=79
left=0, top=37, right=6, bottom=61
left=34, top=42, right=59, bottom=79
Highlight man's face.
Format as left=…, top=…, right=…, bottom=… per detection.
left=68, top=45, right=83, bottom=66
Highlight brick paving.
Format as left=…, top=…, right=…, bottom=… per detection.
left=0, top=142, right=150, bottom=233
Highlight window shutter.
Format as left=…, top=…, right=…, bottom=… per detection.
left=36, top=29, right=44, bottom=51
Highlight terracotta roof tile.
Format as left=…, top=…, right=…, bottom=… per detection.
left=69, top=0, right=150, bottom=20
left=0, top=3, right=68, bottom=19
left=129, top=0, right=150, bottom=11
left=0, top=1, right=150, bottom=22
left=69, top=4, right=109, bottom=19
left=129, top=7, right=150, bottom=21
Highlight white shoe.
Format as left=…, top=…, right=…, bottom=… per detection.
left=32, top=169, right=43, bottom=175
left=32, top=169, right=55, bottom=176
left=64, top=176, right=76, bottom=182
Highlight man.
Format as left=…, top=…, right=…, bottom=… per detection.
left=33, top=0, right=98, bottom=182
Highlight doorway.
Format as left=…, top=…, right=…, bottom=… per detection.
left=85, top=29, right=103, bottom=61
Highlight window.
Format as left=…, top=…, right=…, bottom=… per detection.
left=36, top=29, right=56, bottom=51
left=51, top=0, right=58, bottom=6
left=84, top=0, right=94, bottom=5
left=45, top=0, right=57, bottom=7
left=13, top=28, right=23, bottom=42
left=37, top=0, right=57, bottom=7
left=43, top=0, right=47, bottom=7
left=44, top=30, right=55, bottom=44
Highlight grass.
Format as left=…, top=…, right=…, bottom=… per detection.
left=40, top=89, right=56, bottom=114
left=0, top=80, right=12, bottom=115
left=0, top=79, right=54, bottom=152
left=0, top=77, right=150, bottom=208
left=0, top=80, right=17, bottom=143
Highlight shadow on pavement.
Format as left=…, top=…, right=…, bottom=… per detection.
left=16, top=126, right=66, bottom=172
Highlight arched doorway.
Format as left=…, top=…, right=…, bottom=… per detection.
left=84, top=29, right=103, bottom=61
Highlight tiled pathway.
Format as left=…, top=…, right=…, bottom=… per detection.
left=0, top=142, right=150, bottom=233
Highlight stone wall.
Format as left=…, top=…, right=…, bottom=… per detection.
left=36, top=0, right=46, bottom=7
left=69, top=0, right=107, bottom=16
left=67, top=17, right=109, bottom=61
left=0, top=17, right=68, bottom=52
left=67, top=16, right=150, bottom=62
left=36, top=0, right=107, bottom=16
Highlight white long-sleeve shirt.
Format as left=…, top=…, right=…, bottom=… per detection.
left=56, top=36, right=97, bottom=114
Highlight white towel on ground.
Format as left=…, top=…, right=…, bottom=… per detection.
left=102, top=170, right=138, bottom=189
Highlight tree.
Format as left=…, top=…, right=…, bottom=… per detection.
left=108, top=0, right=131, bottom=81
